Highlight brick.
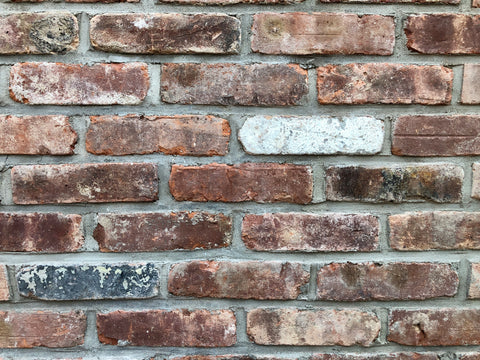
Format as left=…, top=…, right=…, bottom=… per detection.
left=389, top=212, right=480, bottom=250
left=247, top=309, right=380, bottom=346
left=460, top=354, right=480, bottom=360
left=320, top=0, right=457, bottom=3
left=252, top=13, right=394, bottom=55
left=326, top=165, right=463, bottom=203
left=168, top=261, right=309, bottom=299
left=317, top=262, right=458, bottom=301
left=392, top=115, right=480, bottom=156
left=317, top=63, right=453, bottom=105
left=0, top=12, right=78, bottom=54
left=159, top=0, right=300, bottom=3
left=462, top=64, right=480, bottom=104
left=0, top=311, right=85, bottom=348
left=312, top=354, right=439, bottom=360
left=174, top=357, right=284, bottom=360
left=12, top=163, right=158, bottom=204
left=242, top=213, right=379, bottom=252
left=471, top=164, right=480, bottom=199
left=91, top=14, right=240, bottom=54
left=170, top=163, right=312, bottom=203
left=0, top=213, right=83, bottom=252
left=389, top=309, right=480, bottom=346
left=475, top=0, right=480, bottom=7
left=406, top=15, right=480, bottom=54
left=97, top=309, right=236, bottom=347
left=10, top=62, right=149, bottom=105
left=468, top=263, right=480, bottom=298
left=239, top=116, right=384, bottom=155
left=161, top=63, right=308, bottom=106
left=86, top=115, right=230, bottom=156
left=0, top=115, right=76, bottom=155
left=94, top=212, right=231, bottom=252
left=0, top=266, right=9, bottom=301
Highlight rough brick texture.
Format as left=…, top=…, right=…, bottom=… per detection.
left=470, top=163, right=480, bottom=199
left=462, top=64, right=480, bottom=104
left=311, top=354, right=440, bottom=360
left=469, top=263, right=480, bottom=298
left=0, top=266, right=9, bottom=301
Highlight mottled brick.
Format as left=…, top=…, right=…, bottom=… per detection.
left=460, top=354, right=480, bottom=360
left=0, top=266, right=9, bottom=301
left=320, top=0, right=457, bottom=2
left=159, top=0, right=301, bottom=4
left=468, top=263, right=480, bottom=298
left=462, top=64, right=480, bottom=104
left=471, top=164, right=480, bottom=199
left=174, top=357, right=283, bottom=360
left=311, top=354, right=439, bottom=360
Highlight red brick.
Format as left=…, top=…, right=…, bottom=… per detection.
left=471, top=164, right=480, bottom=199
left=94, top=212, right=231, bottom=252
left=0, top=266, right=9, bottom=301
left=312, top=354, right=439, bottom=360
left=320, top=0, right=457, bottom=3
left=168, top=261, right=309, bottom=299
left=173, top=357, right=284, bottom=360
left=160, top=0, right=301, bottom=3
left=252, top=13, right=394, bottom=55
left=0, top=115, right=76, bottom=155
left=468, top=263, right=480, bottom=298
left=317, top=63, right=453, bottom=105
left=0, top=213, right=83, bottom=252
left=0, top=311, right=85, bottom=348
left=242, top=213, right=379, bottom=252
left=247, top=309, right=380, bottom=346
left=86, top=115, right=230, bottom=156
left=475, top=0, right=480, bottom=7
left=317, top=262, right=458, bottom=301
left=97, top=309, right=236, bottom=347
left=169, top=163, right=312, bottom=203
left=12, top=163, right=158, bottom=204
left=462, top=64, right=480, bottom=104
left=10, top=62, right=149, bottom=105
left=460, top=354, right=480, bottom=360
left=161, top=63, right=308, bottom=106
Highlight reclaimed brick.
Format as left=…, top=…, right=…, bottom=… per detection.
left=317, top=262, right=458, bottom=301
left=0, top=213, right=83, bottom=252
left=317, top=63, right=453, bottom=105
left=247, top=309, right=380, bottom=346
left=97, top=309, right=236, bottom=347
left=12, top=163, right=158, bottom=204
left=86, top=115, right=230, bottom=156
left=161, top=63, right=308, bottom=106
left=462, top=64, right=480, bottom=104
left=325, top=164, right=463, bottom=203
left=468, top=263, right=480, bottom=298
left=460, top=354, right=480, bottom=360
left=311, top=354, right=439, bottom=360
left=10, top=62, right=149, bottom=105
left=0, top=266, right=9, bottom=301
left=91, top=14, right=240, bottom=54
left=168, top=261, right=309, bottom=299
left=320, top=0, right=457, bottom=3
left=94, top=212, right=232, bottom=252
left=159, top=0, right=301, bottom=4
left=169, top=163, right=312, bottom=204
left=471, top=164, right=480, bottom=199
left=239, top=116, right=384, bottom=155
left=252, top=13, right=394, bottom=55
left=242, top=213, right=379, bottom=252
left=475, top=0, right=480, bottom=7
left=174, top=357, right=284, bottom=360
left=0, top=311, right=85, bottom=348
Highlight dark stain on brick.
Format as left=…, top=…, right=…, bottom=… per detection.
left=30, top=15, right=77, bottom=54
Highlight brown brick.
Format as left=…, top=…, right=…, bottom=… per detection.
left=86, top=115, right=230, bottom=156
left=160, top=0, right=301, bottom=3
left=0, top=115, right=77, bottom=155
left=169, top=163, right=312, bottom=203
left=174, top=357, right=284, bottom=360
left=0, top=311, right=85, bottom=348
left=471, top=164, right=480, bottom=199
left=0, top=213, right=83, bottom=252
left=161, top=63, right=308, bottom=106
left=462, top=64, right=480, bottom=104
left=10, top=62, right=149, bottom=105
left=389, top=309, right=480, bottom=346
left=91, top=14, right=240, bottom=54
left=247, top=309, right=380, bottom=346
left=320, top=0, right=457, bottom=3
left=242, top=213, right=379, bottom=252
left=252, top=13, right=394, bottom=55
left=468, top=263, right=480, bottom=298
left=311, top=354, right=439, bottom=360
left=460, top=354, right=480, bottom=360
left=97, top=309, right=236, bottom=347
left=392, top=115, right=480, bottom=156
left=317, top=63, right=453, bottom=105
left=475, top=0, right=480, bottom=7
left=317, top=262, right=458, bottom=301
left=0, top=266, right=9, bottom=301
left=326, top=165, right=463, bottom=203
left=12, top=163, right=158, bottom=204
left=94, top=212, right=231, bottom=252
left=168, top=261, right=309, bottom=299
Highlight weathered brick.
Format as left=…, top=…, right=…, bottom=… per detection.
left=161, top=63, right=308, bottom=106
left=317, top=63, right=453, bottom=105
left=475, top=0, right=480, bottom=7
left=168, top=261, right=309, bottom=299
left=86, top=115, right=230, bottom=156
left=97, top=309, right=236, bottom=347
left=0, top=311, right=85, bottom=348
left=0, top=266, right=9, bottom=301
left=462, top=64, right=480, bottom=104
left=10, top=62, right=149, bottom=105
left=239, top=116, right=384, bottom=155
left=91, top=14, right=240, bottom=54
left=0, top=12, right=78, bottom=54
left=326, top=165, right=463, bottom=203
left=242, top=213, right=379, bottom=252
left=320, top=0, right=457, bottom=3
left=17, top=264, right=159, bottom=300
left=0, top=115, right=76, bottom=155
left=317, top=262, right=458, bottom=301
left=247, top=309, right=380, bottom=346
left=468, top=263, right=480, bottom=298
left=174, top=357, right=284, bottom=360
left=170, top=163, right=312, bottom=203
left=94, top=212, right=231, bottom=252
left=460, top=354, right=480, bottom=360
left=389, top=309, right=480, bottom=346
left=12, top=163, right=158, bottom=204
left=160, top=0, right=300, bottom=3
left=311, top=354, right=439, bottom=360
left=471, top=164, right=480, bottom=199
left=0, top=213, right=83, bottom=252
left=252, top=13, right=394, bottom=55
